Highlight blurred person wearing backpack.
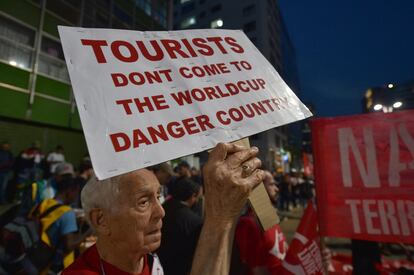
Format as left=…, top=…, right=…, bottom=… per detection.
left=18, top=162, right=75, bottom=217
left=1, top=176, right=91, bottom=274
left=0, top=141, right=13, bottom=204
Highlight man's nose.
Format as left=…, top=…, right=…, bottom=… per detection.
left=153, top=199, right=165, bottom=219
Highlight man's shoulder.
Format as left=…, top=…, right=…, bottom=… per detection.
left=63, top=245, right=100, bottom=275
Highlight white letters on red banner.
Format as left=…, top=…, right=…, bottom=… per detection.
left=312, top=111, right=414, bottom=243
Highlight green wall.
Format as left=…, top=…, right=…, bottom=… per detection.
left=0, top=62, right=80, bottom=129
left=0, top=0, right=40, bottom=27
left=0, top=87, right=29, bottom=119
left=36, top=75, right=71, bottom=101
left=0, top=119, right=88, bottom=166
left=31, top=96, right=71, bottom=126
left=0, top=62, right=30, bottom=89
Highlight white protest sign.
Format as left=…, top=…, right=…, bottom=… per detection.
left=58, top=27, right=312, bottom=180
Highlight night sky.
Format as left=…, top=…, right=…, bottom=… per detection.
left=278, top=1, right=414, bottom=117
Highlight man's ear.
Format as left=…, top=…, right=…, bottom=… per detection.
left=89, top=209, right=110, bottom=235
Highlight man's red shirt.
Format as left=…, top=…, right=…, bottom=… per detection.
left=63, top=244, right=150, bottom=275
left=235, top=214, right=286, bottom=275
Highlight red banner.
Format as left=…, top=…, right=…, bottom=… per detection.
left=303, top=153, right=314, bottom=178
left=327, top=253, right=414, bottom=275
left=281, top=201, right=324, bottom=275
left=311, top=110, right=414, bottom=243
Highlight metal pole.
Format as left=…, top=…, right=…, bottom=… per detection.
left=26, top=0, right=47, bottom=119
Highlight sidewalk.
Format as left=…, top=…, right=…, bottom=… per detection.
left=278, top=206, right=351, bottom=253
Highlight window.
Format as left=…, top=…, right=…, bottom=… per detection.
left=0, top=39, right=33, bottom=69
left=46, top=0, right=80, bottom=24
left=112, top=17, right=131, bottom=29
left=38, top=54, right=70, bottom=82
left=242, top=4, right=255, bottom=16
left=136, top=0, right=152, bottom=16
left=210, top=4, right=222, bottom=13
left=0, top=16, right=35, bottom=46
left=95, top=0, right=110, bottom=10
left=181, top=17, right=196, bottom=28
left=95, top=12, right=110, bottom=28
left=38, top=36, right=69, bottom=82
left=210, top=18, right=223, bottom=28
left=181, top=2, right=195, bottom=14
left=243, top=21, right=256, bottom=32
left=113, top=3, right=132, bottom=27
left=0, top=16, right=35, bottom=69
left=41, top=37, right=64, bottom=60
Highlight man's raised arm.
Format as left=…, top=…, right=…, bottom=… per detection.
left=191, top=143, right=265, bottom=275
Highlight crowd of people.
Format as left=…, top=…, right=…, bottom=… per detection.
left=0, top=140, right=318, bottom=275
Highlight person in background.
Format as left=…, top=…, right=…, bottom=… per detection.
left=73, top=159, right=94, bottom=208
left=148, top=162, right=174, bottom=203
left=19, top=162, right=75, bottom=216
left=63, top=143, right=265, bottom=275
left=170, top=162, right=205, bottom=217
left=158, top=178, right=203, bottom=275
left=176, top=161, right=191, bottom=179
left=0, top=141, right=13, bottom=203
left=46, top=145, right=65, bottom=178
left=40, top=176, right=91, bottom=273
left=278, top=174, right=291, bottom=211
left=299, top=175, right=313, bottom=207
left=167, top=161, right=191, bottom=198
left=17, top=141, right=44, bottom=182
left=234, top=170, right=287, bottom=275
left=190, top=166, right=202, bottom=185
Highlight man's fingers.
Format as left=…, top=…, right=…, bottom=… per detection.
left=240, top=157, right=262, bottom=178
left=208, top=143, right=228, bottom=162
left=226, top=147, right=259, bottom=168
left=244, top=169, right=265, bottom=191
left=208, top=143, right=246, bottom=162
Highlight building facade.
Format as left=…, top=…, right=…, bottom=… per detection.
left=363, top=81, right=414, bottom=113
left=0, top=0, right=169, bottom=162
left=173, top=0, right=300, bottom=172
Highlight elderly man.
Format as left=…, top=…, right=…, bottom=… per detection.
left=63, top=143, right=264, bottom=275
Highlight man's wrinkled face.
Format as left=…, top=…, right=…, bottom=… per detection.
left=107, top=169, right=165, bottom=255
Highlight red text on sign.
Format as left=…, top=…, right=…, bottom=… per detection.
left=109, top=114, right=215, bottom=152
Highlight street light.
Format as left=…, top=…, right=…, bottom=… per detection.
left=388, top=83, right=394, bottom=89
left=373, top=104, right=383, bottom=111
left=393, top=101, right=402, bottom=108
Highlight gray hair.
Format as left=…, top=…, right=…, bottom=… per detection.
left=81, top=175, right=122, bottom=226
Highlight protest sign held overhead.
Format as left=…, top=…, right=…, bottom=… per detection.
left=312, top=110, right=414, bottom=244
left=58, top=27, right=312, bottom=179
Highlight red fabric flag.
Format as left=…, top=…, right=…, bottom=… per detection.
left=303, top=153, right=314, bottom=178
left=281, top=201, right=324, bottom=275
left=328, top=253, right=353, bottom=275
left=311, top=110, right=414, bottom=243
